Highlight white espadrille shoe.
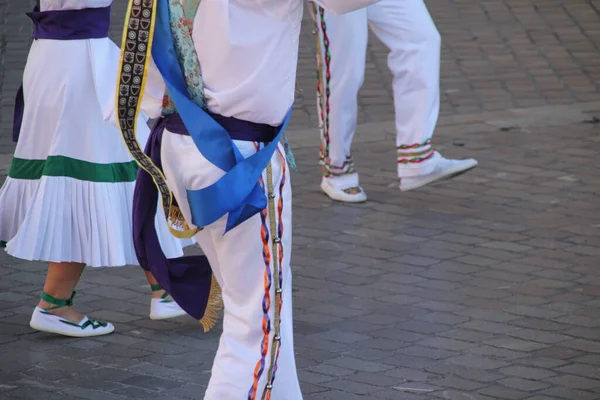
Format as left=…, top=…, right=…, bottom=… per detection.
left=29, top=292, right=114, bottom=337
left=321, top=178, right=368, bottom=203
left=400, top=153, right=478, bottom=192
left=149, top=284, right=187, bottom=320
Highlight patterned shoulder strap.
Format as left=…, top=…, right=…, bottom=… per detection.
left=116, top=0, right=197, bottom=239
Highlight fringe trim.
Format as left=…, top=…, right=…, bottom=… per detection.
left=169, top=206, right=221, bottom=332
left=168, top=205, right=199, bottom=236
left=168, top=205, right=187, bottom=229
left=199, top=274, right=224, bottom=333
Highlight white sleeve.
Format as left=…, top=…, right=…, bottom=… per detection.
left=139, top=57, right=166, bottom=120
left=309, top=0, right=381, bottom=14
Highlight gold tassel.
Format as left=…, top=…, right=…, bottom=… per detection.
left=199, top=275, right=224, bottom=333
left=168, top=205, right=186, bottom=228
left=168, top=205, right=198, bottom=233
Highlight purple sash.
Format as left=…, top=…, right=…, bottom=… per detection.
left=12, top=6, right=111, bottom=142
left=133, top=114, right=277, bottom=319
left=164, top=112, right=278, bottom=142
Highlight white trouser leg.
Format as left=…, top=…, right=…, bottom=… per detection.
left=160, top=133, right=302, bottom=400
left=313, top=5, right=368, bottom=189
left=367, top=0, right=442, bottom=178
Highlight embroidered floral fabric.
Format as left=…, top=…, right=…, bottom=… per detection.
left=162, top=0, right=206, bottom=116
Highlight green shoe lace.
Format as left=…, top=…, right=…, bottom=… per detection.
left=39, top=291, right=108, bottom=330
left=151, top=284, right=174, bottom=304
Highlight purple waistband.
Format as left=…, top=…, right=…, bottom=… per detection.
left=164, top=113, right=279, bottom=143
left=27, top=6, right=111, bottom=40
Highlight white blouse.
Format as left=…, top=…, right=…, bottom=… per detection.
left=142, top=0, right=381, bottom=126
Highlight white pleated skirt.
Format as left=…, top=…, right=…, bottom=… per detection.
left=0, top=37, right=187, bottom=267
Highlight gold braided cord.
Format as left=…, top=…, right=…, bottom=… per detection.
left=116, top=0, right=197, bottom=239
left=312, top=4, right=329, bottom=167
left=261, top=162, right=282, bottom=400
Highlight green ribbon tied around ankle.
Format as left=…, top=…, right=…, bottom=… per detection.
left=151, top=284, right=174, bottom=303
left=39, top=291, right=108, bottom=330
left=41, top=291, right=76, bottom=311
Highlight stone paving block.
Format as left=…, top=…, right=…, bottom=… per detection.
left=444, top=354, right=510, bottom=370
left=499, top=366, right=557, bottom=381
left=118, top=375, right=185, bottom=392
left=311, top=390, right=370, bottom=400
left=454, top=308, right=521, bottom=323
left=22, top=366, right=74, bottom=382
left=507, top=329, right=572, bottom=345
left=417, top=337, right=477, bottom=352
left=430, top=376, right=488, bottom=391
left=455, top=255, right=501, bottom=267
left=553, top=364, right=600, bottom=380
left=324, top=356, right=395, bottom=373
left=540, top=387, right=600, bottom=400
left=477, top=385, right=532, bottom=400
left=65, top=377, right=130, bottom=392
left=431, top=390, right=497, bottom=400
left=510, top=318, right=573, bottom=332
left=469, top=345, right=530, bottom=362
left=556, top=314, right=600, bottom=329
left=384, top=367, right=440, bottom=383
left=544, top=374, right=600, bottom=391
left=518, top=357, right=569, bottom=370
left=381, top=354, right=439, bottom=370
left=374, top=389, right=432, bottom=400
left=485, top=337, right=551, bottom=352
left=343, top=347, right=396, bottom=363
left=108, top=385, right=163, bottom=398
left=532, top=347, right=586, bottom=363
left=572, top=355, right=600, bottom=368
left=298, top=369, right=337, bottom=385
left=426, top=363, right=504, bottom=383
left=301, top=382, right=331, bottom=395
left=320, top=378, right=382, bottom=395
left=506, top=305, right=566, bottom=320
left=309, top=363, right=357, bottom=378
left=58, top=388, right=127, bottom=400
left=499, top=377, right=553, bottom=392
left=457, top=320, right=522, bottom=335
left=559, top=339, right=600, bottom=354
left=415, top=300, right=465, bottom=313
left=396, top=345, right=460, bottom=361
left=523, top=397, right=562, bottom=400
left=8, top=387, right=66, bottom=400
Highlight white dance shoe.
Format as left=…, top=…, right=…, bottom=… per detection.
left=30, top=292, right=114, bottom=337
left=321, top=178, right=368, bottom=203
left=400, top=153, right=478, bottom=192
left=149, top=284, right=187, bottom=320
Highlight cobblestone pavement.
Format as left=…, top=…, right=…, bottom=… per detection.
left=0, top=1, right=600, bottom=399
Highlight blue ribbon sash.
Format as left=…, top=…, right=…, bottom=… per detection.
left=151, top=0, right=290, bottom=233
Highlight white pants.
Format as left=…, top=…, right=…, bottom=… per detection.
left=161, top=132, right=302, bottom=400
left=314, top=0, right=442, bottom=187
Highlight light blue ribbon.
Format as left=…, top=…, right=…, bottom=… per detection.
left=151, top=0, right=290, bottom=232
